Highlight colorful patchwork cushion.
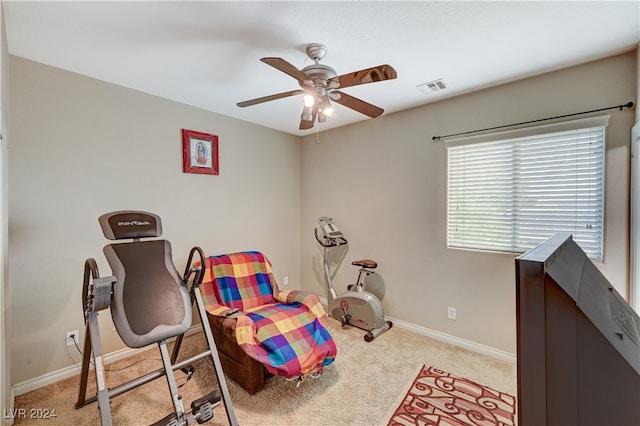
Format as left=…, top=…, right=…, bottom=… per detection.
left=203, top=251, right=276, bottom=311
left=200, top=251, right=337, bottom=378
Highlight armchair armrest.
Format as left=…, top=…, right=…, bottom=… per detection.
left=275, top=289, right=328, bottom=319
left=205, top=302, right=232, bottom=317
left=205, top=302, right=257, bottom=346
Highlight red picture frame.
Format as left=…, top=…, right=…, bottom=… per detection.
left=182, top=129, right=219, bottom=175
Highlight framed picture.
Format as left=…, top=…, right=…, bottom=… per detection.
left=182, top=129, right=219, bottom=175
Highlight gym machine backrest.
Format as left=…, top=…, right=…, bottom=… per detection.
left=99, top=211, right=191, bottom=348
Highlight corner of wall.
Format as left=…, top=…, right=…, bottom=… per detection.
left=0, top=0, right=12, bottom=421
left=636, top=42, right=639, bottom=123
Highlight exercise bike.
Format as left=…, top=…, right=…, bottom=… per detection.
left=315, top=216, right=392, bottom=342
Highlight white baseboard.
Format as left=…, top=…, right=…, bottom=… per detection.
left=386, top=317, right=516, bottom=364
left=11, top=324, right=203, bottom=397
left=319, top=296, right=516, bottom=364
left=12, top=306, right=516, bottom=398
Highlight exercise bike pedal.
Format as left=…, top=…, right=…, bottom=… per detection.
left=340, top=314, right=352, bottom=328
left=191, top=389, right=221, bottom=424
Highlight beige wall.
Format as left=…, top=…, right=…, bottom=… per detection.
left=301, top=52, right=637, bottom=355
left=1, top=2, right=10, bottom=421
left=8, top=57, right=301, bottom=385
left=6, top=49, right=638, bottom=388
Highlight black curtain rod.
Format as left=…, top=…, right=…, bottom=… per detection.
left=432, top=101, right=635, bottom=141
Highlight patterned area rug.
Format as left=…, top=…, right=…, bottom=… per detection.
left=382, top=365, right=516, bottom=426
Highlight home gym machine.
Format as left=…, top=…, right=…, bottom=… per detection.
left=315, top=216, right=392, bottom=342
left=76, top=211, right=238, bottom=426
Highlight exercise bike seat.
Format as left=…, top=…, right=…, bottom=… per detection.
left=351, top=259, right=377, bottom=269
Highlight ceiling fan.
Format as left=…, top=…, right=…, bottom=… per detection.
left=237, top=43, right=397, bottom=130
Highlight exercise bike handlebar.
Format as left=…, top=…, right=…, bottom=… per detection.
left=314, top=227, right=348, bottom=247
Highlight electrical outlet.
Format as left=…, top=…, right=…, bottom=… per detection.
left=283, top=276, right=289, bottom=286
left=66, top=330, right=79, bottom=347
left=447, top=307, right=457, bottom=320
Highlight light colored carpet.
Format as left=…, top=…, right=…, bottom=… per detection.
left=13, top=319, right=516, bottom=425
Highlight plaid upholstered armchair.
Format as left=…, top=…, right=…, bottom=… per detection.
left=200, top=251, right=337, bottom=394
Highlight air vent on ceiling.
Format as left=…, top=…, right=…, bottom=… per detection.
left=417, top=78, right=447, bottom=95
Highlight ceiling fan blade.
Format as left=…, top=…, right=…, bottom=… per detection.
left=299, top=105, right=317, bottom=130
left=261, top=57, right=311, bottom=84
left=299, top=119, right=314, bottom=130
left=332, top=91, right=384, bottom=118
left=330, top=64, right=397, bottom=89
left=237, top=89, right=305, bottom=107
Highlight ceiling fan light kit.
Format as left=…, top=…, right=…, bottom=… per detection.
left=237, top=43, right=397, bottom=130
left=301, top=106, right=314, bottom=122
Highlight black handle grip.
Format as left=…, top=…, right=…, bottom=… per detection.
left=314, top=227, right=348, bottom=247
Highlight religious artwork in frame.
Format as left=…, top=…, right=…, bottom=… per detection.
left=182, top=129, right=219, bottom=175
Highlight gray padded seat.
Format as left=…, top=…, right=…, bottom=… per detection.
left=104, top=240, right=191, bottom=348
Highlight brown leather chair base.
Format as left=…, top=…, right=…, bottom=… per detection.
left=207, top=314, right=272, bottom=394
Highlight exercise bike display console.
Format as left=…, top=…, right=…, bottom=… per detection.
left=315, top=216, right=392, bottom=342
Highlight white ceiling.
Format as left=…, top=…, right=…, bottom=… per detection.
left=3, top=1, right=639, bottom=136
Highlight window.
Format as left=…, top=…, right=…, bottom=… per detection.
left=447, top=115, right=608, bottom=260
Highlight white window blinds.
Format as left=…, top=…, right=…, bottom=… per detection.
left=447, top=115, right=608, bottom=260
